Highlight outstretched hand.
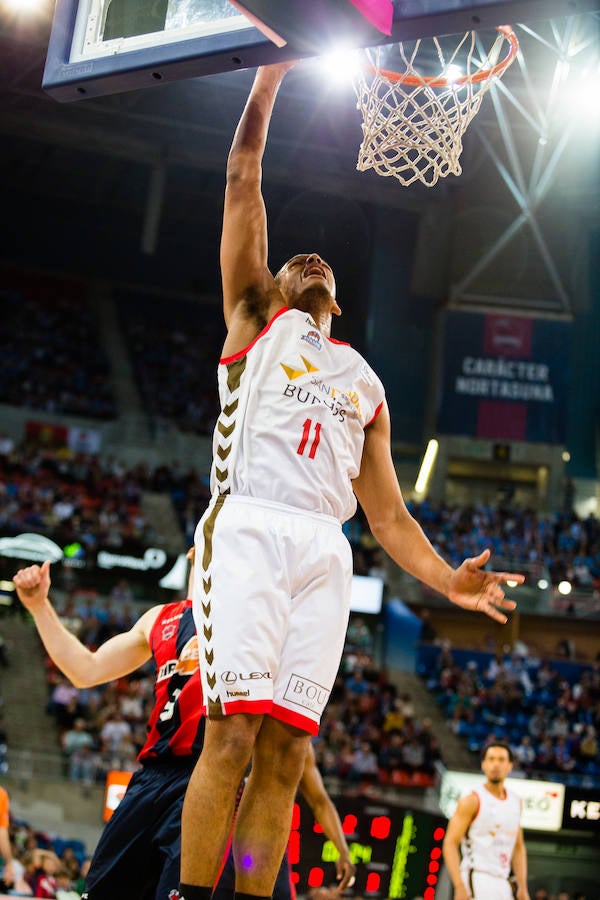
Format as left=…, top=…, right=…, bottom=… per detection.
left=335, top=852, right=356, bottom=892
left=13, top=560, right=51, bottom=613
left=448, top=549, right=523, bottom=624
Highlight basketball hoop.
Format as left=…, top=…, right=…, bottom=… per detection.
left=354, top=25, right=519, bottom=187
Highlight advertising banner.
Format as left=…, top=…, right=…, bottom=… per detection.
left=0, top=533, right=381, bottom=612
left=439, top=770, right=565, bottom=832
left=437, top=311, right=571, bottom=443
left=103, top=769, right=134, bottom=821
left=562, top=786, right=600, bottom=832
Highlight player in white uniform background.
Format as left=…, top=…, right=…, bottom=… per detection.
left=179, top=61, right=526, bottom=900
left=443, top=743, right=531, bottom=900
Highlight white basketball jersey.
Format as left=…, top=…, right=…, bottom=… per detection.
left=460, top=785, right=522, bottom=880
left=210, top=307, right=385, bottom=522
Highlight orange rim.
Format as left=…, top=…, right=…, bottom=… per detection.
left=365, top=25, right=519, bottom=87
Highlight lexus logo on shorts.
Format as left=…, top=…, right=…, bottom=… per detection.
left=221, top=671, right=272, bottom=683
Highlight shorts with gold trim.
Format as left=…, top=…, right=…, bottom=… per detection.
left=193, top=494, right=352, bottom=735
left=462, top=868, right=514, bottom=900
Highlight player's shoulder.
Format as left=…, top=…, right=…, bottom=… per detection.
left=138, top=602, right=185, bottom=638
left=456, top=789, right=481, bottom=816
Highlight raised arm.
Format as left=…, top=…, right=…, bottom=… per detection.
left=352, top=405, right=523, bottom=623
left=13, top=561, right=157, bottom=687
left=220, top=63, right=295, bottom=354
left=442, top=793, right=479, bottom=900
left=298, top=744, right=355, bottom=891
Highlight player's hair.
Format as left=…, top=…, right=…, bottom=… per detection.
left=481, top=741, right=513, bottom=762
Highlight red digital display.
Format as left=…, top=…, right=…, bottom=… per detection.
left=291, top=795, right=446, bottom=898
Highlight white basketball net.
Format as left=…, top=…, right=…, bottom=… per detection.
left=355, top=29, right=517, bottom=187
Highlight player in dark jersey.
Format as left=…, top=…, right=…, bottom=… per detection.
left=13, top=558, right=355, bottom=900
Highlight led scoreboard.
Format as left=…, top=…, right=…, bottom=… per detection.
left=291, top=795, right=446, bottom=899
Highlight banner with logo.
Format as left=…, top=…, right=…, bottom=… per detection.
left=562, top=786, right=600, bottom=832
left=0, top=533, right=382, bottom=612
left=103, top=769, right=133, bottom=821
left=437, top=311, right=571, bottom=443
left=439, top=770, right=565, bottom=832
left=25, top=420, right=102, bottom=454
left=0, top=531, right=183, bottom=587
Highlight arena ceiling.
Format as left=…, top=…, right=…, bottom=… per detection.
left=0, top=2, right=598, bottom=316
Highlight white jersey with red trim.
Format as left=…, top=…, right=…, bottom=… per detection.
left=211, top=307, right=385, bottom=523
left=460, top=785, right=522, bottom=880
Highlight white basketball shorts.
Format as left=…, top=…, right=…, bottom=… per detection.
left=193, top=494, right=353, bottom=735
left=462, top=868, right=514, bottom=900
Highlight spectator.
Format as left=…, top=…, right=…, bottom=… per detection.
left=46, top=678, right=80, bottom=729
left=99, top=708, right=131, bottom=755
left=61, top=718, right=94, bottom=758
left=0, top=785, right=14, bottom=891
left=348, top=742, right=379, bottom=783
left=578, top=726, right=598, bottom=763
left=513, top=735, right=536, bottom=775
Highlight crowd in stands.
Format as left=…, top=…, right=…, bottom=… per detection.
left=406, top=499, right=600, bottom=592
left=0, top=288, right=116, bottom=421
left=44, top=587, right=153, bottom=787
left=315, top=618, right=441, bottom=789
left=118, top=292, right=223, bottom=437
left=1, top=818, right=89, bottom=897
left=419, top=641, right=600, bottom=786
left=0, top=443, right=157, bottom=558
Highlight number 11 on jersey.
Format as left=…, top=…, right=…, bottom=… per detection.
left=297, top=418, right=321, bottom=460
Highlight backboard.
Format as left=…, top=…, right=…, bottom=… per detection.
left=43, top=0, right=597, bottom=101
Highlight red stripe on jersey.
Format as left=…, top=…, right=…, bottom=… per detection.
left=365, top=400, right=384, bottom=427
left=220, top=306, right=289, bottom=364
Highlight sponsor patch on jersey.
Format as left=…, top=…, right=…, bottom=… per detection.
left=280, top=355, right=319, bottom=381
left=360, top=361, right=376, bottom=385
left=301, top=329, right=323, bottom=351
left=173, top=635, right=199, bottom=676
left=162, top=624, right=177, bottom=641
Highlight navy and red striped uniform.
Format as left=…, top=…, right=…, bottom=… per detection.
left=140, top=600, right=204, bottom=762
left=82, top=601, right=204, bottom=900
left=82, top=600, right=294, bottom=900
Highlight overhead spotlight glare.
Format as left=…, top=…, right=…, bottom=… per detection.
left=562, top=450, right=571, bottom=462
left=537, top=578, right=549, bottom=590
left=317, top=47, right=364, bottom=85
left=446, top=64, right=463, bottom=83
left=567, top=69, right=600, bottom=123
left=0, top=581, right=14, bottom=592
left=558, top=580, right=572, bottom=596
left=506, top=579, right=519, bottom=588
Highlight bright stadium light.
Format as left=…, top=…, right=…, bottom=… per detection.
left=446, top=64, right=463, bottom=84
left=558, top=580, right=572, bottom=596
left=568, top=64, right=600, bottom=125
left=415, top=439, right=439, bottom=495
left=537, top=578, right=549, bottom=590
left=317, top=48, right=365, bottom=85
left=506, top=579, right=519, bottom=588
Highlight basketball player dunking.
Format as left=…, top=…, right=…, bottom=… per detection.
left=179, top=61, right=525, bottom=900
